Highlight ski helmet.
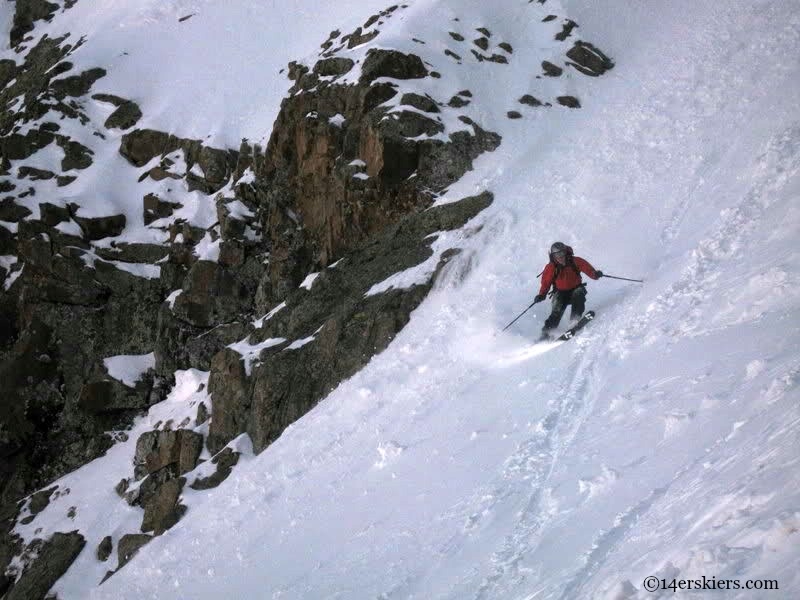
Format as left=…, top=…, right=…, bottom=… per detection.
left=550, top=241, right=567, bottom=256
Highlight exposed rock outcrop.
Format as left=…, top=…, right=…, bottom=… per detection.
left=9, top=0, right=60, bottom=48
left=116, top=533, right=151, bottom=568
left=133, top=429, right=203, bottom=480
left=208, top=191, right=493, bottom=453
left=0, top=25, right=260, bottom=523
left=0, top=217, right=164, bottom=507
left=3, top=531, right=85, bottom=600
left=566, top=41, right=615, bottom=76
left=140, top=476, right=186, bottom=535
left=92, top=94, right=143, bottom=130
left=120, top=128, right=238, bottom=193
left=190, top=448, right=240, bottom=490
left=96, top=535, right=113, bottom=562
left=262, top=47, right=499, bottom=300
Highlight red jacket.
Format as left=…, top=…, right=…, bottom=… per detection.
left=539, top=255, right=599, bottom=295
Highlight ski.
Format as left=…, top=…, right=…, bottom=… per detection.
left=539, top=310, right=596, bottom=343
left=556, top=310, right=595, bottom=341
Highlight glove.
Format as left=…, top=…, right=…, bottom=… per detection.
left=534, top=294, right=546, bottom=303
left=595, top=270, right=604, bottom=278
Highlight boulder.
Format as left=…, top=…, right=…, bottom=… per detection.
left=566, top=41, right=615, bottom=76
left=196, top=402, right=209, bottom=426
left=386, top=110, right=444, bottom=138
left=133, top=429, right=203, bottom=480
left=206, top=349, right=253, bottom=453
left=400, top=92, right=439, bottom=113
left=47, top=61, right=72, bottom=78
left=143, top=193, right=180, bottom=225
left=91, top=93, right=127, bottom=106
left=96, top=536, right=112, bottom=562
left=542, top=60, right=563, bottom=76
left=519, top=95, right=543, bottom=107
left=217, top=198, right=249, bottom=240
left=119, top=129, right=178, bottom=167
left=27, top=486, right=57, bottom=517
left=196, top=146, right=235, bottom=190
left=49, top=67, right=106, bottom=99
left=73, top=213, right=126, bottom=240
left=145, top=166, right=182, bottom=182
left=360, top=49, right=428, bottom=83
left=17, top=166, right=54, bottom=180
left=140, top=476, right=186, bottom=535
left=313, top=57, right=354, bottom=77
left=190, top=448, right=240, bottom=490
left=0, top=129, right=56, bottom=161
left=362, top=82, right=398, bottom=111
left=4, top=531, right=85, bottom=600
left=57, top=137, right=94, bottom=170
left=116, top=533, right=151, bottom=568
left=474, top=37, right=489, bottom=51
left=555, top=19, right=578, bottom=41
left=557, top=95, right=581, bottom=108
left=125, top=466, right=173, bottom=507
left=105, top=101, right=142, bottom=130
left=0, top=198, right=30, bottom=222
left=10, top=0, right=59, bottom=47
left=485, top=54, right=507, bottom=64
left=38, top=202, right=70, bottom=225
left=114, top=478, right=129, bottom=498
left=287, top=60, right=309, bottom=81
left=344, top=27, right=379, bottom=49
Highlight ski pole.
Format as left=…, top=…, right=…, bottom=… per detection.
left=501, top=298, right=542, bottom=332
left=602, top=274, right=644, bottom=283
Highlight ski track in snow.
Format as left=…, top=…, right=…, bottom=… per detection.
left=470, top=335, right=608, bottom=600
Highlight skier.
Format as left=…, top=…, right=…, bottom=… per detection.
left=535, top=242, right=603, bottom=339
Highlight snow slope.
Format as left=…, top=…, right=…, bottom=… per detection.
left=8, top=0, right=800, bottom=598
left=9, top=0, right=393, bottom=148
left=1, top=0, right=395, bottom=256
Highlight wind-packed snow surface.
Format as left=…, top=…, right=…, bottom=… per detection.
left=9, top=0, right=800, bottom=598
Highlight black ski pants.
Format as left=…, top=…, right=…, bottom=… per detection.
left=543, top=285, right=586, bottom=331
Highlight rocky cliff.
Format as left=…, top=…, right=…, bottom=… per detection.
left=0, top=1, right=613, bottom=597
